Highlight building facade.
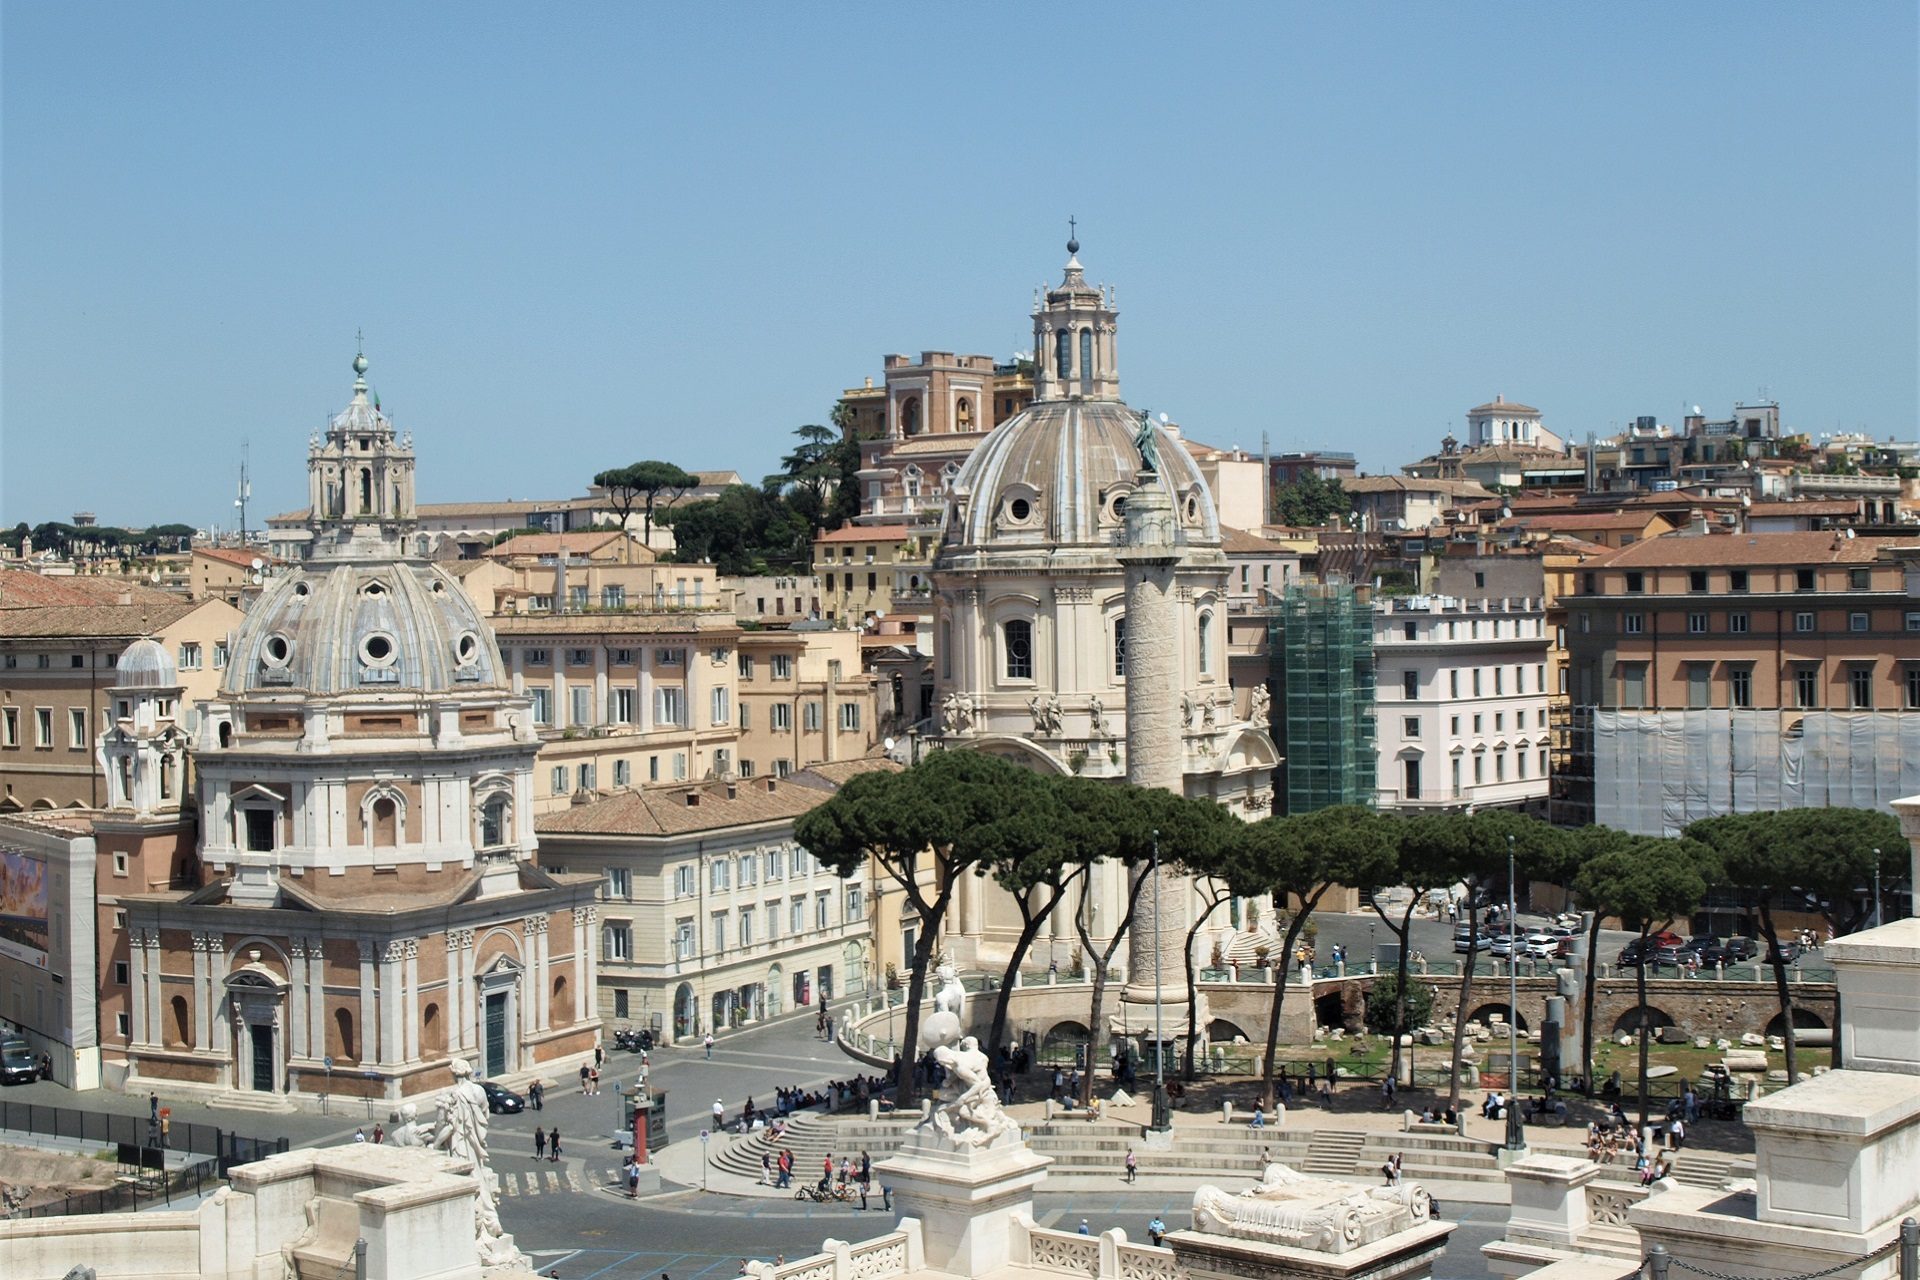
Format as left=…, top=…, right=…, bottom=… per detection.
left=734, top=626, right=878, bottom=782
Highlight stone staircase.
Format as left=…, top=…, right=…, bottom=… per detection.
left=1301, top=1130, right=1368, bottom=1178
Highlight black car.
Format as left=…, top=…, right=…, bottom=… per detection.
left=0, top=1036, right=37, bottom=1084
left=477, top=1080, right=525, bottom=1114
left=1697, top=937, right=1758, bottom=967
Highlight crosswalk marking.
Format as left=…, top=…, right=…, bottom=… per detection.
left=524, top=1172, right=541, bottom=1196
left=501, top=1176, right=518, bottom=1197
left=566, top=1167, right=583, bottom=1193
left=545, top=1171, right=563, bottom=1193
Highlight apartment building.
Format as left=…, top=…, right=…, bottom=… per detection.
left=811, top=525, right=913, bottom=622
left=1563, top=531, right=1920, bottom=833
left=535, top=760, right=898, bottom=1042
left=188, top=546, right=273, bottom=606
left=0, top=575, right=242, bottom=811
left=723, top=575, right=824, bottom=625
left=733, top=626, right=878, bottom=780
left=450, top=530, right=719, bottom=618
left=1370, top=593, right=1553, bottom=813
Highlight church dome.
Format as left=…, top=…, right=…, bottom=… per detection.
left=945, top=399, right=1220, bottom=550
left=114, top=636, right=178, bottom=689
left=223, top=559, right=504, bottom=697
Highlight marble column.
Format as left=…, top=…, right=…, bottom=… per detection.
left=403, top=939, right=420, bottom=1062
left=358, top=940, right=379, bottom=1064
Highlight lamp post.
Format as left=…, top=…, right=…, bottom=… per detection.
left=1150, top=829, right=1171, bottom=1132
left=1505, top=833, right=1526, bottom=1153
left=1872, top=851, right=1882, bottom=929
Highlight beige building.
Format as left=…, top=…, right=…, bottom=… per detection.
left=449, top=529, right=720, bottom=618
left=0, top=574, right=242, bottom=812
left=811, top=524, right=915, bottom=622
left=843, top=354, right=1035, bottom=529
left=1345, top=475, right=1494, bottom=532
left=723, top=574, right=825, bottom=624
left=534, top=759, right=896, bottom=1042
left=189, top=547, right=273, bottom=606
left=1182, top=439, right=1269, bottom=533
left=734, top=626, right=879, bottom=781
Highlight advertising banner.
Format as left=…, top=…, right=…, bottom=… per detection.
left=0, top=847, right=50, bottom=968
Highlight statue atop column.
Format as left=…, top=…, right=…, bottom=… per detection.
left=1133, top=409, right=1162, bottom=475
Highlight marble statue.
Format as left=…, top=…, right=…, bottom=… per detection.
left=431, top=1059, right=524, bottom=1268
left=915, top=961, right=1019, bottom=1150
left=1202, top=696, right=1219, bottom=729
left=942, top=693, right=962, bottom=735
left=1249, top=683, right=1271, bottom=725
left=1181, top=692, right=1196, bottom=729
left=1088, top=695, right=1107, bottom=737
left=1044, top=692, right=1063, bottom=735
left=1192, top=1162, right=1431, bottom=1255
left=1029, top=693, right=1063, bottom=735
left=1028, top=694, right=1049, bottom=733
left=957, top=693, right=976, bottom=733
left=1133, top=408, right=1162, bottom=475
left=384, top=1101, right=431, bottom=1147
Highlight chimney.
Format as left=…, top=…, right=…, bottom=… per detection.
left=726, top=781, right=738, bottom=800
left=553, top=548, right=568, bottom=614
left=1689, top=512, right=1710, bottom=537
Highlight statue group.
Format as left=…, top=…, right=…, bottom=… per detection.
left=917, top=958, right=1018, bottom=1150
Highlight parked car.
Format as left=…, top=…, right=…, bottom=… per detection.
left=1684, top=934, right=1722, bottom=956
left=477, top=1080, right=525, bottom=1114
left=1453, top=926, right=1489, bottom=954
left=1524, top=933, right=1559, bottom=959
left=0, top=1036, right=38, bottom=1084
left=1487, top=932, right=1527, bottom=958
left=1698, top=937, right=1756, bottom=967
left=1722, top=937, right=1760, bottom=962
left=1770, top=939, right=1801, bottom=964
left=1617, top=936, right=1685, bottom=968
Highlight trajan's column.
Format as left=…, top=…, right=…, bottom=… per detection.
left=1116, top=420, right=1194, bottom=1049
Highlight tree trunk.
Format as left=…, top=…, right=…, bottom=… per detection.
left=1080, top=962, right=1111, bottom=1108
left=895, top=924, right=936, bottom=1107
left=1073, top=866, right=1150, bottom=1109
left=1371, top=896, right=1420, bottom=1087
left=1182, top=891, right=1230, bottom=1081
left=1580, top=912, right=1604, bottom=1095
left=1445, top=912, right=1482, bottom=1117
left=988, top=897, right=1057, bottom=1058
left=1635, top=928, right=1652, bottom=1134
left=1261, top=897, right=1322, bottom=1111
left=1757, top=905, right=1797, bottom=1083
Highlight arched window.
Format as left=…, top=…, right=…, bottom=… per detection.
left=1055, top=329, right=1071, bottom=380
left=553, top=975, right=573, bottom=1024
left=1113, top=618, right=1127, bottom=678
left=217, top=721, right=232, bottom=748
left=1003, top=619, right=1033, bottom=681
left=358, top=467, right=373, bottom=514
left=480, top=795, right=510, bottom=849
left=422, top=1002, right=445, bottom=1055
left=900, top=396, right=921, bottom=436
left=169, top=995, right=190, bottom=1048
left=903, top=466, right=922, bottom=498
left=334, top=1007, right=357, bottom=1062
left=370, top=796, right=398, bottom=847
left=158, top=754, right=173, bottom=800
left=1079, top=328, right=1094, bottom=383
left=1198, top=611, right=1214, bottom=676
left=956, top=398, right=973, bottom=429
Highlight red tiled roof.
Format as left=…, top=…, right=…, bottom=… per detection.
left=814, top=524, right=911, bottom=544
left=0, top=570, right=180, bottom=609
left=1584, top=531, right=1896, bottom=569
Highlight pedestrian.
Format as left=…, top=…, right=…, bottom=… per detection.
left=535, top=1126, right=547, bottom=1159
left=1124, top=1147, right=1137, bottom=1184
left=628, top=1160, right=641, bottom=1198
left=704, top=1032, right=715, bottom=1059
left=1078, top=1219, right=1091, bottom=1236
left=860, top=1150, right=872, bottom=1187
left=372, top=1123, right=385, bottom=1144
left=1381, top=1075, right=1396, bottom=1109
left=761, top=1152, right=773, bottom=1185
left=713, top=1097, right=726, bottom=1131
left=354, top=1128, right=366, bottom=1143
left=821, top=1155, right=834, bottom=1194
left=1147, top=1217, right=1166, bottom=1248
left=1683, top=1086, right=1699, bottom=1124
left=550, top=1129, right=562, bottom=1161
left=580, top=1063, right=591, bottom=1094
left=531, top=1081, right=544, bottom=1111
left=858, top=1177, right=869, bottom=1210
left=1249, top=1105, right=1265, bottom=1130
left=595, top=1044, right=604, bottom=1069
left=1668, top=1116, right=1685, bottom=1151
left=149, top=1092, right=159, bottom=1123
left=882, top=1183, right=892, bottom=1211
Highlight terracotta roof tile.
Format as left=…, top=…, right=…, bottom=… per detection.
left=484, top=531, right=628, bottom=559
left=815, top=524, right=911, bottom=544
left=1584, top=530, right=1897, bottom=569
left=0, top=599, right=200, bottom=638
left=0, top=570, right=179, bottom=609
left=535, top=761, right=900, bottom=837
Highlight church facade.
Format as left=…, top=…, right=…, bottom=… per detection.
left=95, top=354, right=599, bottom=1109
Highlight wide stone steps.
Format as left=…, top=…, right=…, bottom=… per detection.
left=1301, top=1130, right=1368, bottom=1177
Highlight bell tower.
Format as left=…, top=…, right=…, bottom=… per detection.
left=96, top=639, right=190, bottom=818
left=1032, top=222, right=1120, bottom=403
left=305, top=344, right=418, bottom=561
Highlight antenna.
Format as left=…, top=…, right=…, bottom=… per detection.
left=235, top=441, right=252, bottom=547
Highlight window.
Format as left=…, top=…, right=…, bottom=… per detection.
left=479, top=795, right=510, bottom=847
left=602, top=585, right=626, bottom=609
left=614, top=759, right=631, bottom=786
left=1402, top=671, right=1418, bottom=699
left=612, top=648, right=635, bottom=666
left=605, top=867, right=632, bottom=899
left=529, top=687, right=551, bottom=725
left=551, top=765, right=567, bottom=794
left=1688, top=571, right=1707, bottom=593
left=1849, top=612, right=1870, bottom=633
left=655, top=686, right=684, bottom=725
left=611, top=687, right=634, bottom=723
left=568, top=649, right=594, bottom=667
left=1688, top=613, right=1708, bottom=635
left=1907, top=612, right=1920, bottom=632
left=739, top=908, right=754, bottom=947
left=112, top=850, right=128, bottom=876
left=739, top=855, right=757, bottom=888
left=674, top=864, right=696, bottom=897
left=1003, top=619, right=1033, bottom=680
left=178, top=642, right=202, bottom=670
left=1, top=707, right=15, bottom=747
left=764, top=899, right=779, bottom=937
left=774, top=758, right=791, bottom=778
left=1493, top=712, right=1504, bottom=732
left=649, top=756, right=660, bottom=782
left=1403, top=716, right=1420, bottom=737
left=243, top=807, right=276, bottom=852
left=1619, top=662, right=1648, bottom=709
left=840, top=702, right=861, bottom=731
left=1449, top=715, right=1460, bottom=735
left=1472, top=669, right=1483, bottom=696
left=1728, top=666, right=1753, bottom=709
left=568, top=585, right=589, bottom=611
left=1849, top=666, right=1873, bottom=709
left=576, top=762, right=596, bottom=791
left=571, top=685, right=593, bottom=727
left=1473, top=754, right=1485, bottom=785
left=1728, top=613, right=1749, bottom=634
left=1449, top=670, right=1460, bottom=698
left=1403, top=620, right=1417, bottom=640
left=1539, top=747, right=1549, bottom=776
left=738, top=704, right=751, bottom=730
left=1794, top=667, right=1819, bottom=709
left=1494, top=668, right=1504, bottom=696
left=1796, top=569, right=1816, bottom=592
left=816, top=891, right=830, bottom=930
left=710, top=687, right=731, bottom=726
left=1578, top=612, right=1590, bottom=633
left=603, top=923, right=633, bottom=962
left=846, top=883, right=864, bottom=919
left=737, top=653, right=758, bottom=681
left=1729, top=570, right=1749, bottom=593
left=1197, top=612, right=1214, bottom=675
left=1113, top=618, right=1127, bottom=677
left=771, top=703, right=792, bottom=732
left=1848, top=568, right=1871, bottom=591
left=803, top=701, right=822, bottom=733
left=790, top=897, right=805, bottom=934
left=35, top=708, right=53, bottom=745
left=527, top=648, right=551, bottom=667
left=114, top=960, right=129, bottom=986
left=674, top=920, right=695, bottom=961
left=1623, top=613, right=1644, bottom=635
left=1906, top=666, right=1920, bottom=711
left=116, top=1012, right=130, bottom=1037
left=68, top=708, right=86, bottom=747
left=1402, top=757, right=1421, bottom=800
left=710, top=859, right=731, bottom=892
left=772, top=654, right=793, bottom=680
left=1796, top=612, right=1816, bottom=633
left=1494, top=750, right=1506, bottom=783
left=70, top=653, right=83, bottom=668
left=1472, top=714, right=1483, bottom=734
left=657, top=648, right=685, bottom=666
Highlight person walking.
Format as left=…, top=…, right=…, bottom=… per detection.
left=535, top=1126, right=547, bottom=1160
left=1668, top=1116, right=1685, bottom=1151
left=761, top=1152, right=773, bottom=1186
left=1078, top=1219, right=1091, bottom=1236
left=778, top=1149, right=793, bottom=1188
left=627, top=1160, right=641, bottom=1199
left=860, top=1150, right=872, bottom=1188
left=704, top=1032, right=715, bottom=1060
left=372, top=1123, right=385, bottom=1144
left=531, top=1080, right=544, bottom=1111
left=1147, top=1217, right=1167, bottom=1248
left=713, top=1097, right=726, bottom=1132
left=1124, top=1148, right=1137, bottom=1184
left=549, top=1129, right=562, bottom=1162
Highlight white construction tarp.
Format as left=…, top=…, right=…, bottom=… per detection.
left=1594, top=710, right=1920, bottom=836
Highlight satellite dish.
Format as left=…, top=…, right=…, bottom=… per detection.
left=250, top=558, right=264, bottom=570
left=884, top=737, right=896, bottom=752
left=1158, top=412, right=1170, bottom=424
left=1845, top=528, right=1857, bottom=540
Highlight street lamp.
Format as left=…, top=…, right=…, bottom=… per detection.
left=1150, top=828, right=1171, bottom=1133
left=1504, top=833, right=1526, bottom=1154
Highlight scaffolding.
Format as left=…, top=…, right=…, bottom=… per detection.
left=1270, top=583, right=1376, bottom=814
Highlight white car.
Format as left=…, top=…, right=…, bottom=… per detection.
left=1524, top=933, right=1558, bottom=959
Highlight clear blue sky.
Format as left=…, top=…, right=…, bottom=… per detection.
left=4, top=4, right=1915, bottom=529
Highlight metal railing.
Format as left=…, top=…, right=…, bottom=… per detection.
left=0, top=1099, right=288, bottom=1177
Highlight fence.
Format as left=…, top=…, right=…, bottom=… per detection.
left=12, top=1155, right=221, bottom=1219
left=0, top=1099, right=286, bottom=1172
left=1645, top=1217, right=1916, bottom=1280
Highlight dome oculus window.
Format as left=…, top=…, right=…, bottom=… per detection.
left=1185, top=496, right=1199, bottom=521
left=361, top=581, right=387, bottom=597
left=360, top=633, right=398, bottom=667
left=292, top=582, right=311, bottom=598
left=454, top=632, right=480, bottom=665
left=262, top=634, right=292, bottom=667
left=1009, top=498, right=1031, bottom=522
